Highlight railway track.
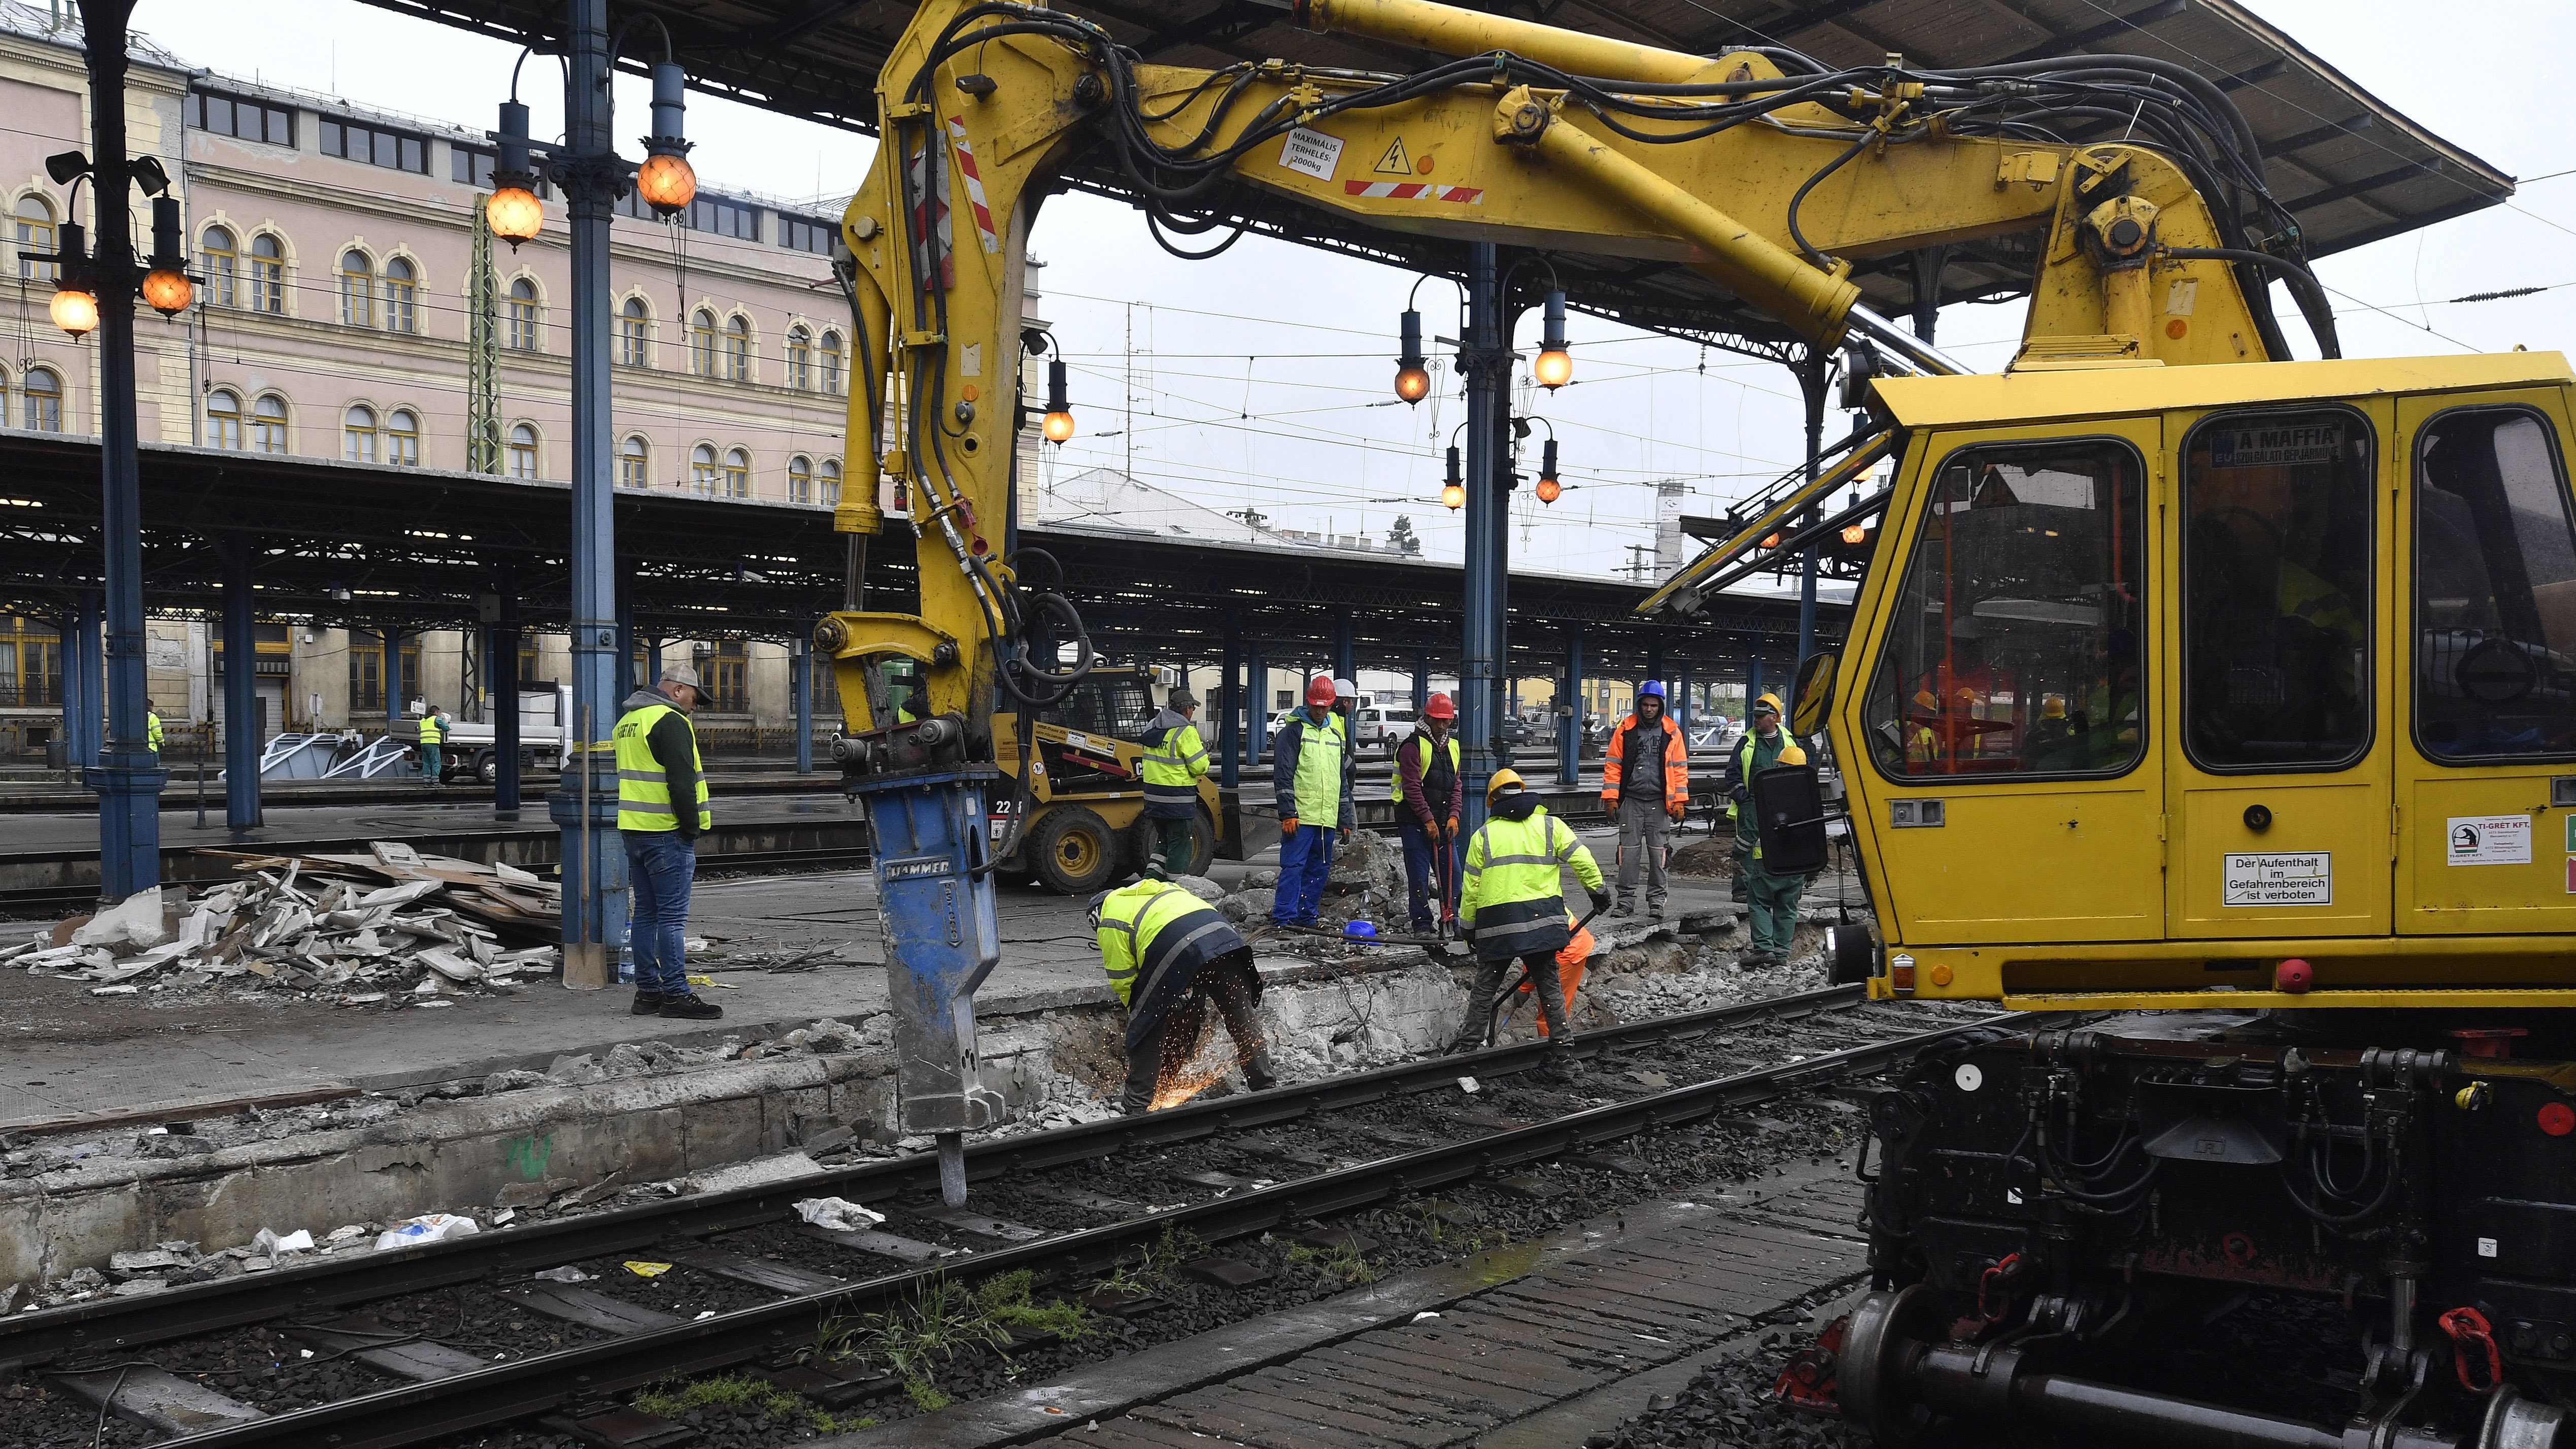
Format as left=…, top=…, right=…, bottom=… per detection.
left=0, top=986, right=2024, bottom=1447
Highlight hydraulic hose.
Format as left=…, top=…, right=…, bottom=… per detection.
left=2163, top=246, right=2343, bottom=358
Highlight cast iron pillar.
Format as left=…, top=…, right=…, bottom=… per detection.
left=1559, top=627, right=1582, bottom=785
left=488, top=577, right=522, bottom=816
left=1333, top=614, right=1354, bottom=693
left=221, top=541, right=260, bottom=830
left=1218, top=615, right=1241, bottom=790
left=792, top=640, right=814, bottom=773
left=547, top=0, right=627, bottom=987
left=1459, top=241, right=1506, bottom=834
left=64, top=597, right=99, bottom=770
left=81, top=0, right=166, bottom=900
left=1245, top=637, right=1267, bottom=760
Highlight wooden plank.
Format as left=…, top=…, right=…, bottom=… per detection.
left=497, top=1283, right=685, bottom=1335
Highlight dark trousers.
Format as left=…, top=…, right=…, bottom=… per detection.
left=1398, top=815, right=1461, bottom=931
left=625, top=831, right=695, bottom=995
left=1123, top=958, right=1275, bottom=1113
left=1454, top=951, right=1571, bottom=1052
left=1149, top=813, right=1194, bottom=875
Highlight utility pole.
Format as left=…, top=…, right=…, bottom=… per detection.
left=80, top=0, right=167, bottom=901
left=466, top=201, right=501, bottom=473
left=1458, top=242, right=1504, bottom=834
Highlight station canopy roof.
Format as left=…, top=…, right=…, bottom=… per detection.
left=360, top=0, right=2513, bottom=359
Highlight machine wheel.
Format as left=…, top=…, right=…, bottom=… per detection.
left=476, top=751, right=498, bottom=784
left=1029, top=805, right=1118, bottom=895
left=1838, top=1285, right=1942, bottom=1447
left=1826, top=924, right=1878, bottom=986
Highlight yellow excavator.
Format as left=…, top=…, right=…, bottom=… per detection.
left=816, top=5, right=2576, bottom=1443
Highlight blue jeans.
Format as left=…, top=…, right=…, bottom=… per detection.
left=1398, top=815, right=1461, bottom=930
left=1272, top=823, right=1337, bottom=926
left=625, top=831, right=696, bottom=995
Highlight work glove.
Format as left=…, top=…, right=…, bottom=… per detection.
left=1445, top=815, right=1460, bottom=839
left=1598, top=793, right=1617, bottom=810
left=1587, top=887, right=1613, bottom=914
left=1669, top=805, right=1686, bottom=824
left=1340, top=828, right=1353, bottom=845
left=1280, top=817, right=1298, bottom=837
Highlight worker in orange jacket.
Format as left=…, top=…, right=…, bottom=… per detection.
left=1599, top=680, right=1689, bottom=918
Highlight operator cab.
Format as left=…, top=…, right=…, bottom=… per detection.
left=1829, top=353, right=2576, bottom=1002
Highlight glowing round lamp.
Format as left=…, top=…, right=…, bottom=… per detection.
left=1761, top=532, right=1781, bottom=549
left=49, top=286, right=98, bottom=337
left=1394, top=364, right=1430, bottom=403
left=1533, top=346, right=1572, bottom=390
left=1441, top=482, right=1466, bottom=511
left=1841, top=522, right=1868, bottom=545
left=1536, top=476, right=1562, bottom=504
left=1042, top=409, right=1075, bottom=444
left=486, top=186, right=544, bottom=246
left=141, top=266, right=193, bottom=317
left=635, top=152, right=697, bottom=215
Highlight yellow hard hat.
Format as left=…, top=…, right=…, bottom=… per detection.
left=1753, top=692, right=1784, bottom=717
left=2043, top=694, right=2066, bottom=719
left=1486, top=767, right=1525, bottom=803
left=1911, top=688, right=1937, bottom=712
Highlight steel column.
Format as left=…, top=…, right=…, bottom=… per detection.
left=1459, top=241, right=1504, bottom=834
left=1412, top=654, right=1429, bottom=711
left=385, top=629, right=405, bottom=730
left=548, top=0, right=626, bottom=988
left=793, top=641, right=813, bottom=773
left=615, top=592, right=635, bottom=704
left=1559, top=627, right=1582, bottom=785
left=1333, top=614, right=1353, bottom=692
left=64, top=598, right=99, bottom=770
left=488, top=579, right=522, bottom=816
left=222, top=541, right=260, bottom=830
left=1246, top=637, right=1267, bottom=760
left=1218, top=616, right=1241, bottom=790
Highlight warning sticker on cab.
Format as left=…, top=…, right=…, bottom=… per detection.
left=2222, top=852, right=2332, bottom=906
left=2448, top=814, right=2532, bottom=866
left=1279, top=127, right=1345, bottom=181
left=2210, top=422, right=2341, bottom=469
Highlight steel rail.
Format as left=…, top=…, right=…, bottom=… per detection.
left=153, top=1005, right=2028, bottom=1448
left=0, top=982, right=1894, bottom=1368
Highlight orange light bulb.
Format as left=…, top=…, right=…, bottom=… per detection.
left=1441, top=482, right=1466, bottom=511
left=1533, top=347, right=1572, bottom=389
left=1841, top=522, right=1869, bottom=545
left=141, top=267, right=193, bottom=316
left=1394, top=365, right=1430, bottom=403
left=49, top=286, right=97, bottom=336
left=635, top=152, right=697, bottom=214
left=486, top=186, right=544, bottom=246
left=1042, top=409, right=1074, bottom=444
left=1536, top=476, right=1562, bottom=504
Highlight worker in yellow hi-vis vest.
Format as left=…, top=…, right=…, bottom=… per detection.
left=615, top=664, right=719, bottom=1022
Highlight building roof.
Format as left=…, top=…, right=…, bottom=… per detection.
left=0, top=0, right=185, bottom=70
left=352, top=0, right=2515, bottom=357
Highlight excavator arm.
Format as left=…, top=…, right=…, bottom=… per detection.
left=820, top=0, right=2334, bottom=1191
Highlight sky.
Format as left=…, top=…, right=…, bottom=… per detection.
left=123, top=0, right=2576, bottom=581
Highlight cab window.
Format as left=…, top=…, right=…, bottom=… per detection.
left=2181, top=408, right=2374, bottom=771
left=2414, top=407, right=2576, bottom=761
left=1863, top=439, right=2146, bottom=780
left=1040, top=676, right=1157, bottom=743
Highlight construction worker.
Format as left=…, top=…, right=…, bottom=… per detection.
left=1393, top=692, right=1464, bottom=933
left=1270, top=675, right=1354, bottom=928
left=1138, top=686, right=1209, bottom=874
left=144, top=701, right=163, bottom=757
left=1499, top=906, right=1597, bottom=1040
left=1092, top=877, right=1276, bottom=1114
left=1599, top=680, right=1689, bottom=918
left=1452, top=768, right=1607, bottom=1053
left=1731, top=692, right=1811, bottom=967
left=1332, top=677, right=1358, bottom=734
left=614, top=663, right=721, bottom=1021
left=417, top=704, right=446, bottom=786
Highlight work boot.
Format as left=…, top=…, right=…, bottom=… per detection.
left=629, top=990, right=666, bottom=1016
left=1612, top=902, right=1636, bottom=918
left=658, top=992, right=722, bottom=1020
left=1242, top=1048, right=1279, bottom=1094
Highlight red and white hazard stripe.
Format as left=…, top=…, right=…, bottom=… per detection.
left=1341, top=180, right=1483, bottom=204
left=947, top=116, right=1002, bottom=254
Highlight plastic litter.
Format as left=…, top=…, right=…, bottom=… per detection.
left=373, top=1213, right=480, bottom=1252
left=793, top=1196, right=887, bottom=1232
left=1412, top=1311, right=1442, bottom=1322
left=1456, top=1075, right=1480, bottom=1094
left=1342, top=920, right=1378, bottom=939
left=529, top=1265, right=593, bottom=1284
left=250, top=1228, right=313, bottom=1256
left=624, top=1261, right=672, bottom=1278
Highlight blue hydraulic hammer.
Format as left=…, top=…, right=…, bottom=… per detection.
left=845, top=733, right=1008, bottom=1207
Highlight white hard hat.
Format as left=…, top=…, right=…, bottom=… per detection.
left=1333, top=677, right=1356, bottom=700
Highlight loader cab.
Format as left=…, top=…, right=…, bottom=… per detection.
left=1829, top=353, right=2576, bottom=1003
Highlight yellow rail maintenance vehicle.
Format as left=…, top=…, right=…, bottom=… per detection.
left=989, top=666, right=1222, bottom=894
left=820, top=3, right=2576, bottom=1437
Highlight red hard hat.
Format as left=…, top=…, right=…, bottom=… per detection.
left=1305, top=675, right=1338, bottom=706
left=1422, top=692, right=1456, bottom=720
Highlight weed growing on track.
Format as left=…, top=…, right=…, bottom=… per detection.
left=1283, top=1241, right=1377, bottom=1289
left=800, top=1270, right=1094, bottom=1414
left=628, top=1371, right=878, bottom=1433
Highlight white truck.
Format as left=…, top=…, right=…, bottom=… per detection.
left=418, top=685, right=577, bottom=784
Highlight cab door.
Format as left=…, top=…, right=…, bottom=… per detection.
left=2163, top=401, right=2394, bottom=938
left=1847, top=418, right=2166, bottom=945
left=2393, top=389, right=2576, bottom=933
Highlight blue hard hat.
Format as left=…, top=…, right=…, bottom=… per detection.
left=1638, top=680, right=1667, bottom=699
left=1343, top=920, right=1378, bottom=939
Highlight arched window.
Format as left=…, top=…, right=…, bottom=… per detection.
left=343, top=404, right=378, bottom=462
left=690, top=309, right=717, bottom=377
left=22, top=367, right=62, bottom=432
left=690, top=442, right=720, bottom=495
left=820, top=457, right=843, bottom=508
left=200, top=225, right=237, bottom=309
left=788, top=454, right=813, bottom=503
left=206, top=389, right=243, bottom=450
left=819, top=331, right=843, bottom=395
left=619, top=297, right=650, bottom=367
left=786, top=326, right=812, bottom=391
left=248, top=233, right=284, bottom=314
left=15, top=195, right=55, bottom=282
left=386, top=408, right=420, bottom=466
left=723, top=315, right=751, bottom=382
left=620, top=434, right=650, bottom=489
left=722, top=447, right=750, bottom=498
left=249, top=393, right=288, bottom=453
left=382, top=257, right=417, bottom=333
left=338, top=249, right=374, bottom=327
left=506, top=277, right=540, bottom=352
left=507, top=422, right=538, bottom=478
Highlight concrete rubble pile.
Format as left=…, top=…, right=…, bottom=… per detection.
left=0, top=840, right=561, bottom=1003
